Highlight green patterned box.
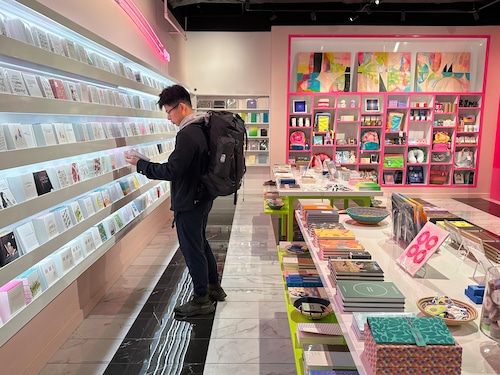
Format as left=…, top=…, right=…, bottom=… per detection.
left=363, top=318, right=462, bottom=374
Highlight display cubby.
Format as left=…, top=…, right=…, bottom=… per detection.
left=0, top=0, right=178, bottom=347
left=195, top=94, right=270, bottom=167
left=287, top=92, right=483, bottom=187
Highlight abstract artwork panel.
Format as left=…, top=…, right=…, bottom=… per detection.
left=416, top=52, right=471, bottom=92
left=357, top=52, right=411, bottom=92
left=296, top=52, right=351, bottom=92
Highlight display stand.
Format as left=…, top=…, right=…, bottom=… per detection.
left=295, top=210, right=500, bottom=375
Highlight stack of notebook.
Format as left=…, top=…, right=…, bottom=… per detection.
left=329, top=259, right=384, bottom=282
left=317, top=239, right=366, bottom=260
left=311, top=227, right=356, bottom=247
left=351, top=311, right=416, bottom=340
left=282, top=254, right=322, bottom=288
left=335, top=280, right=405, bottom=312
left=304, top=208, right=339, bottom=226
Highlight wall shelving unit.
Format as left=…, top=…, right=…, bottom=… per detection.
left=287, top=35, right=488, bottom=188
left=0, top=0, right=177, bottom=347
left=195, top=94, right=270, bottom=167
left=286, top=92, right=483, bottom=187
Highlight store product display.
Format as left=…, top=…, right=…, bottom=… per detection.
left=345, top=207, right=389, bottom=224
left=417, top=296, right=478, bottom=325
left=294, top=297, right=334, bottom=320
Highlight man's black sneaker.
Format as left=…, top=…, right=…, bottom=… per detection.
left=209, top=283, right=227, bottom=301
left=174, top=295, right=215, bottom=317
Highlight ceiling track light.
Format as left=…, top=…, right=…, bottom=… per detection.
left=365, top=6, right=372, bottom=15
left=473, top=10, right=480, bottom=21
left=349, top=14, right=359, bottom=22
left=401, top=11, right=405, bottom=22
left=269, top=13, right=277, bottom=21
left=311, top=11, right=316, bottom=21
left=374, top=0, right=380, bottom=5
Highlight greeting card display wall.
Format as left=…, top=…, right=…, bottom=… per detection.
left=286, top=92, right=482, bottom=187
left=0, top=0, right=178, bottom=350
left=196, top=95, right=270, bottom=166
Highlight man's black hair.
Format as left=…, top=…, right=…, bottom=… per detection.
left=157, top=84, right=192, bottom=110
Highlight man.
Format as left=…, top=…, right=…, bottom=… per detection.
left=124, top=84, right=226, bottom=317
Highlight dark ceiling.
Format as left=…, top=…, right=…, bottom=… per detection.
left=165, top=0, right=500, bottom=32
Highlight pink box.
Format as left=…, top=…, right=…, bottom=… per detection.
left=363, top=324, right=462, bottom=375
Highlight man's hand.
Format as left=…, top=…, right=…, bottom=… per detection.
left=124, top=151, right=140, bottom=166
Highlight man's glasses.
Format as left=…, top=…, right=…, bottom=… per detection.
left=165, top=102, right=180, bottom=115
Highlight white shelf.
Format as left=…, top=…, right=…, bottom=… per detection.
left=0, top=133, right=176, bottom=170
left=0, top=188, right=170, bottom=347
left=0, top=178, right=161, bottom=286
left=0, top=166, right=131, bottom=229
left=0, top=35, right=161, bottom=96
left=0, top=0, right=179, bottom=351
left=296, top=211, right=500, bottom=375
left=197, top=107, right=268, bottom=113
left=0, top=93, right=164, bottom=118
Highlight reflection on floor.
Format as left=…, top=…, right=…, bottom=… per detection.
left=454, top=198, right=500, bottom=217
left=39, top=195, right=500, bottom=375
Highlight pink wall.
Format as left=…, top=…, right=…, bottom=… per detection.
left=270, top=25, right=500, bottom=198
left=491, top=102, right=500, bottom=200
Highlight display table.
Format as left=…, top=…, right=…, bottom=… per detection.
left=275, top=172, right=383, bottom=240
left=295, top=211, right=500, bottom=375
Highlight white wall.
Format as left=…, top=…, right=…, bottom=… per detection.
left=185, top=31, right=271, bottom=95
left=37, top=0, right=187, bottom=83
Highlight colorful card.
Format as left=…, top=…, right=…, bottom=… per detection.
left=397, top=221, right=449, bottom=277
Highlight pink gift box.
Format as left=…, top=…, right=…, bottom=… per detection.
left=363, top=324, right=462, bottom=375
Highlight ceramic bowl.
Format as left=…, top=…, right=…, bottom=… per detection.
left=417, top=296, right=478, bottom=326
left=267, top=199, right=285, bottom=210
left=346, top=207, right=390, bottom=224
left=293, top=297, right=333, bottom=320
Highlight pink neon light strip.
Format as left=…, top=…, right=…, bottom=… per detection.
left=117, top=0, right=170, bottom=61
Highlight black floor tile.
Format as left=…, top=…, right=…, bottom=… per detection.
left=104, top=195, right=235, bottom=374
left=454, top=198, right=500, bottom=217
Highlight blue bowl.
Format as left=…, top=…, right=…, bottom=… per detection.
left=346, top=207, right=389, bottom=224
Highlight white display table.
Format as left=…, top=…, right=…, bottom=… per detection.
left=274, top=170, right=383, bottom=240
left=296, top=211, right=500, bottom=375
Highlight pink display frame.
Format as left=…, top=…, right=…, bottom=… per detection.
left=286, top=34, right=490, bottom=189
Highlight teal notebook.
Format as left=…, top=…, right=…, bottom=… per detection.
left=368, top=317, right=455, bottom=346
left=336, top=280, right=405, bottom=303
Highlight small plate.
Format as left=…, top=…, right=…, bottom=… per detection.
left=417, top=296, right=478, bottom=326
left=285, top=243, right=309, bottom=255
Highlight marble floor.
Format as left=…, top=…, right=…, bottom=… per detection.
left=38, top=194, right=500, bottom=375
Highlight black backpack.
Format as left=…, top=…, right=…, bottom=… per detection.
left=200, top=110, right=247, bottom=203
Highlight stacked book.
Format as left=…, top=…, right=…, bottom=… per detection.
left=298, top=199, right=332, bottom=217
left=304, top=208, right=340, bottom=227
left=282, top=254, right=316, bottom=270
left=282, top=254, right=322, bottom=287
left=311, top=227, right=356, bottom=247
left=302, top=343, right=358, bottom=374
left=296, top=322, right=344, bottom=346
left=317, top=239, right=366, bottom=260
left=288, top=286, right=328, bottom=302
left=351, top=311, right=416, bottom=340
left=329, top=259, right=384, bottom=282
left=283, top=270, right=323, bottom=288
left=335, top=280, right=405, bottom=312
left=307, top=222, right=346, bottom=238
